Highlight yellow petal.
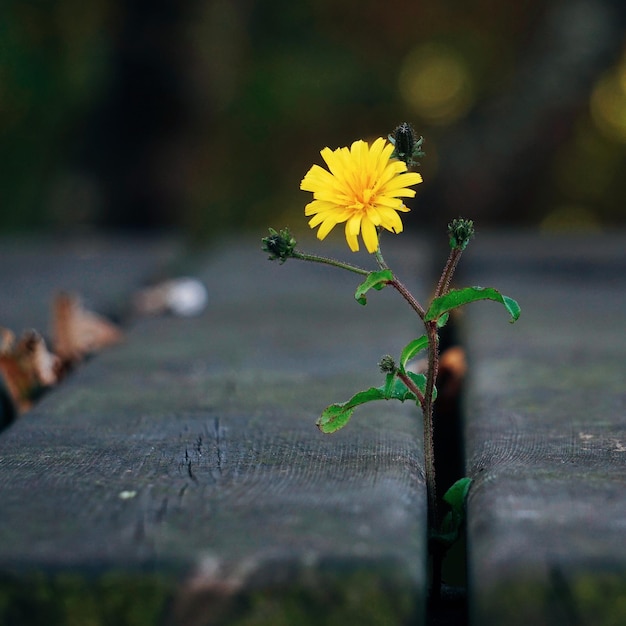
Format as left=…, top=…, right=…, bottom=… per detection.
left=316, top=217, right=339, bottom=240
left=307, top=211, right=327, bottom=228
left=385, top=187, right=417, bottom=199
left=366, top=138, right=385, bottom=172
left=322, top=146, right=350, bottom=179
left=377, top=161, right=408, bottom=188
left=386, top=171, right=423, bottom=188
left=374, top=196, right=405, bottom=209
left=373, top=139, right=396, bottom=175
left=361, top=217, right=379, bottom=253
left=301, top=165, right=336, bottom=191
left=346, top=213, right=362, bottom=237
left=304, top=200, right=337, bottom=216
left=365, top=206, right=382, bottom=226
left=375, top=206, right=405, bottom=233
left=344, top=222, right=360, bottom=251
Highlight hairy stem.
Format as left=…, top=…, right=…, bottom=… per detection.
left=423, top=320, right=439, bottom=530
left=435, top=247, right=462, bottom=298
left=388, top=278, right=426, bottom=320
left=376, top=244, right=426, bottom=319
left=292, top=250, right=369, bottom=275
left=396, top=371, right=426, bottom=408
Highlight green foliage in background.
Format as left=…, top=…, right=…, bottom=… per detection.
left=0, top=1, right=111, bottom=230
left=2, top=0, right=626, bottom=234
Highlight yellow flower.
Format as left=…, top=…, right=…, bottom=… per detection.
left=300, top=137, right=423, bottom=253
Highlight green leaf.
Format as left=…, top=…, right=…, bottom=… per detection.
left=399, top=336, right=428, bottom=373
left=383, top=372, right=395, bottom=398
left=430, top=477, right=472, bottom=548
left=316, top=374, right=420, bottom=434
left=317, top=388, right=385, bottom=433
left=425, top=287, right=520, bottom=323
left=386, top=376, right=420, bottom=402
left=436, top=312, right=450, bottom=328
left=443, top=476, right=472, bottom=520
left=355, top=270, right=394, bottom=305
left=405, top=371, right=429, bottom=398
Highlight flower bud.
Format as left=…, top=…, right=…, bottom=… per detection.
left=262, top=227, right=297, bottom=264
left=447, top=218, right=475, bottom=251
left=388, top=123, right=425, bottom=167
left=378, top=355, right=397, bottom=374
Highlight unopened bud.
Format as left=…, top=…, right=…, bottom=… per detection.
left=261, top=227, right=297, bottom=264
left=389, top=123, right=425, bottom=167
left=378, top=355, right=397, bottom=374
left=447, top=218, right=475, bottom=251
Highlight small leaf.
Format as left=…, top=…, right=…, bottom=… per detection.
left=355, top=270, right=394, bottom=305
left=405, top=371, right=429, bottom=397
left=430, top=477, right=472, bottom=548
left=385, top=376, right=420, bottom=402
left=436, top=312, right=450, bottom=328
left=399, top=336, right=428, bottom=373
left=383, top=372, right=395, bottom=397
left=317, top=387, right=387, bottom=433
left=425, top=287, right=520, bottom=323
left=316, top=403, right=357, bottom=433
left=443, top=476, right=472, bottom=520
left=317, top=375, right=419, bottom=434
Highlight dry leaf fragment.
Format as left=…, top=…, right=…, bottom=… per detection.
left=52, top=292, right=123, bottom=366
left=0, top=328, right=14, bottom=353
left=0, top=328, right=61, bottom=415
left=437, top=346, right=468, bottom=400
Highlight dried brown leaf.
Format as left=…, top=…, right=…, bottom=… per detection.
left=52, top=292, right=123, bottom=366
left=0, top=329, right=60, bottom=414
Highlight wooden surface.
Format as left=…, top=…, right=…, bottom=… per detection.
left=0, top=234, right=178, bottom=332
left=0, top=236, right=429, bottom=626
left=3, top=231, right=625, bottom=626
left=462, top=233, right=626, bottom=626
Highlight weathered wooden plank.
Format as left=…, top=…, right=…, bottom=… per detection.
left=462, top=233, right=626, bottom=626
left=0, top=234, right=178, bottom=332
left=0, top=237, right=430, bottom=625
left=0, top=235, right=179, bottom=425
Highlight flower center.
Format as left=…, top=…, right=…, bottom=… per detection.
left=350, top=187, right=375, bottom=212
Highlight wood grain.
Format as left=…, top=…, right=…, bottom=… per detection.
left=462, top=233, right=626, bottom=626
left=0, top=237, right=430, bottom=625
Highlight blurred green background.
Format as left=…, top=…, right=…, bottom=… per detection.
left=1, top=0, right=626, bottom=240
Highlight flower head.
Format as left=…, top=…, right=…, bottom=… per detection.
left=300, top=137, right=423, bottom=253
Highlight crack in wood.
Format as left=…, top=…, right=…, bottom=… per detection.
left=213, top=416, right=225, bottom=476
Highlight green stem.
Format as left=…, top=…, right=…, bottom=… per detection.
left=292, top=250, right=369, bottom=275
left=374, top=248, right=389, bottom=271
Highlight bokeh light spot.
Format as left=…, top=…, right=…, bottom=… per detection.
left=590, top=66, right=626, bottom=143
left=540, top=205, right=602, bottom=233
left=398, top=44, right=475, bottom=126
